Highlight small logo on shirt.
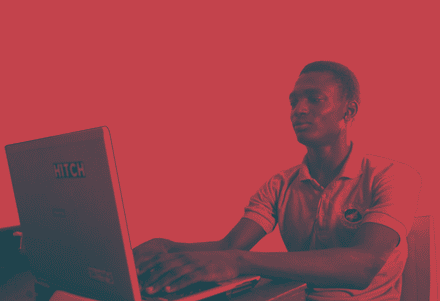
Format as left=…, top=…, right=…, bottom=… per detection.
left=344, top=209, right=362, bottom=222
left=54, top=162, right=85, bottom=178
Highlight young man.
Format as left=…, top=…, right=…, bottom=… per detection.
left=134, top=61, right=421, bottom=300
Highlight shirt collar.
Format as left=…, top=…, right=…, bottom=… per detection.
left=297, top=160, right=313, bottom=182
left=337, top=142, right=364, bottom=179
left=298, top=141, right=364, bottom=182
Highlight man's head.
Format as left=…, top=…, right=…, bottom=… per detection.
left=300, top=61, right=360, bottom=106
left=289, top=61, right=359, bottom=147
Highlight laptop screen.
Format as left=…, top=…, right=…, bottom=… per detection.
left=6, top=127, right=141, bottom=301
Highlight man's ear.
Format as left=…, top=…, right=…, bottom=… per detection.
left=344, top=100, right=358, bottom=122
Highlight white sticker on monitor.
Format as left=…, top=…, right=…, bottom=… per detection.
left=88, top=267, right=114, bottom=285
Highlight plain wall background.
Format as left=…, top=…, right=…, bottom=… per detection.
left=1, top=2, right=438, bottom=255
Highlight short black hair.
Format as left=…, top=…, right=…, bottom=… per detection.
left=300, top=61, right=360, bottom=105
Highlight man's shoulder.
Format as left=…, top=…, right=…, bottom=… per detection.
left=362, top=154, right=420, bottom=181
left=253, top=164, right=305, bottom=197
left=267, top=163, right=305, bottom=184
left=283, top=162, right=305, bottom=174
left=278, top=163, right=304, bottom=177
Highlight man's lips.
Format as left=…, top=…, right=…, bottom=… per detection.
left=293, top=121, right=311, bottom=126
left=293, top=122, right=312, bottom=130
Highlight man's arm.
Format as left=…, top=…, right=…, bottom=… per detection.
left=236, top=222, right=399, bottom=290
left=138, top=221, right=399, bottom=294
left=134, top=218, right=266, bottom=271
left=168, top=218, right=267, bottom=252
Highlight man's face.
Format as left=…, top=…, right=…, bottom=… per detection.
left=289, top=71, right=347, bottom=147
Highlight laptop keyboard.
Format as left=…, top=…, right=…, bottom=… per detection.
left=141, top=281, right=220, bottom=301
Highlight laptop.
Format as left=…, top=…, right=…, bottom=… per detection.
left=5, top=126, right=260, bottom=301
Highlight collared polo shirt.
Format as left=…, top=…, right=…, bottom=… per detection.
left=243, top=143, right=421, bottom=300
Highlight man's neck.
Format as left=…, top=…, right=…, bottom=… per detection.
left=306, top=140, right=352, bottom=188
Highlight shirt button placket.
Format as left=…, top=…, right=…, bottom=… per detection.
left=317, top=189, right=329, bottom=235
left=321, top=183, right=335, bottom=233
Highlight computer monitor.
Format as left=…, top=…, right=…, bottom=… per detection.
left=6, top=127, right=140, bottom=300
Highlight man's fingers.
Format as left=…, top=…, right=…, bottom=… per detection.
left=144, top=264, right=198, bottom=294
left=166, top=270, right=204, bottom=293
left=138, top=252, right=185, bottom=278
left=136, top=258, right=154, bottom=275
left=142, top=255, right=189, bottom=288
left=134, top=252, right=151, bottom=268
left=136, top=252, right=164, bottom=275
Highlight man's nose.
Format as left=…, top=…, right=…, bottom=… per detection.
left=292, top=99, right=309, bottom=116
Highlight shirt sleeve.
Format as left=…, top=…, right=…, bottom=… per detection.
left=243, top=174, right=282, bottom=234
left=361, top=162, right=422, bottom=247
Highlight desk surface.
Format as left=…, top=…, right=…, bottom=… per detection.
left=0, top=271, right=307, bottom=301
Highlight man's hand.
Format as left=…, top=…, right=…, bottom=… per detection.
left=133, top=238, right=171, bottom=261
left=137, top=251, right=241, bottom=295
left=133, top=238, right=172, bottom=286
